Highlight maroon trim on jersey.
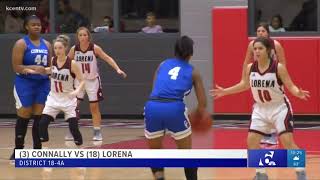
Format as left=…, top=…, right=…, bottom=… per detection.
left=275, top=61, right=284, bottom=86
left=75, top=43, right=94, bottom=53
left=92, top=44, right=97, bottom=57
left=90, top=76, right=104, bottom=103
left=52, top=56, right=57, bottom=66
left=68, top=57, right=76, bottom=79
left=248, top=129, right=271, bottom=136
left=255, top=58, right=276, bottom=76
left=283, top=98, right=294, bottom=133
left=54, top=56, right=70, bottom=71
left=77, top=97, right=84, bottom=101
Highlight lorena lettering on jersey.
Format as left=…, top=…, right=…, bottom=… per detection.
left=251, top=79, right=275, bottom=88
left=75, top=55, right=94, bottom=62
left=51, top=72, right=69, bottom=81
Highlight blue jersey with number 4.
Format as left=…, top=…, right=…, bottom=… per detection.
left=150, top=58, right=193, bottom=100
left=18, top=36, right=49, bottom=80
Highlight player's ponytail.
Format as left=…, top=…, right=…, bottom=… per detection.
left=54, top=34, right=70, bottom=52
left=175, top=36, right=194, bottom=60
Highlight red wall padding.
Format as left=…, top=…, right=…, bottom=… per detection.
left=212, top=7, right=251, bottom=114
left=212, top=7, right=320, bottom=114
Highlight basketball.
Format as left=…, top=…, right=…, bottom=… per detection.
left=189, top=111, right=213, bottom=133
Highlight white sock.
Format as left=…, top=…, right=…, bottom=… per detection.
left=295, top=168, right=305, bottom=172
left=256, top=168, right=266, bottom=174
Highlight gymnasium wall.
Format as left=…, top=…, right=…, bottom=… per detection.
left=0, top=33, right=178, bottom=116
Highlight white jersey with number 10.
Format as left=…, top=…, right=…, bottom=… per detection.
left=249, top=60, right=287, bottom=104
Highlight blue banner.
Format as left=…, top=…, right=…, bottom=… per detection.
left=248, top=149, right=305, bottom=168
left=248, top=150, right=287, bottom=167
left=15, top=158, right=247, bottom=168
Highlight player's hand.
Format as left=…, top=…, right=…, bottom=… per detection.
left=69, top=90, right=80, bottom=99
left=209, top=84, right=226, bottom=99
left=297, top=88, right=310, bottom=100
left=117, top=69, right=127, bottom=78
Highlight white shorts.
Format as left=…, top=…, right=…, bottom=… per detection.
left=42, top=93, right=78, bottom=120
left=249, top=101, right=294, bottom=136
left=75, top=76, right=103, bottom=103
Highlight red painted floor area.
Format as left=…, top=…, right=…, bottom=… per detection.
left=94, top=129, right=320, bottom=154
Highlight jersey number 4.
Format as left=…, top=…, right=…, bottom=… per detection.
left=34, top=55, right=48, bottom=66
left=258, top=90, right=272, bottom=103
left=168, top=67, right=181, bottom=80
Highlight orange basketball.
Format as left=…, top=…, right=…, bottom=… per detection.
left=189, top=111, right=213, bottom=133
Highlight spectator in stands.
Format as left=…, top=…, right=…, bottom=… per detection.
left=5, top=11, right=24, bottom=33
left=141, top=12, right=163, bottom=33
left=36, top=0, right=50, bottom=33
left=93, top=16, right=114, bottom=33
left=290, top=0, right=317, bottom=31
left=56, top=0, right=90, bottom=33
left=269, top=14, right=285, bottom=32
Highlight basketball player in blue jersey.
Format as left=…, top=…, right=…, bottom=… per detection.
left=144, top=36, right=207, bottom=180
left=211, top=37, right=309, bottom=180
left=10, top=15, right=52, bottom=160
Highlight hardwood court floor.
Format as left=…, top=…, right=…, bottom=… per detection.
left=0, top=119, right=319, bottom=180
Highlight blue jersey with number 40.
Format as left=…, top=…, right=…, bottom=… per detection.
left=150, top=58, right=193, bottom=100
left=18, top=36, right=49, bottom=80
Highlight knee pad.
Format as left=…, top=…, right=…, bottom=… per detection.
left=39, top=114, right=54, bottom=142
left=151, top=167, right=164, bottom=174
left=184, top=168, right=198, bottom=180
left=67, top=118, right=83, bottom=146
left=15, top=116, right=30, bottom=149
left=32, top=115, right=42, bottom=149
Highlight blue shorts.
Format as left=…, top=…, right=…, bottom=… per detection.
left=14, top=76, right=50, bottom=109
left=144, top=100, right=191, bottom=140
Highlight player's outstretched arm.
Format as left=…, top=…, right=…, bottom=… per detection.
left=210, top=64, right=252, bottom=99
left=277, top=63, right=310, bottom=100
left=69, top=60, right=85, bottom=97
left=94, top=45, right=127, bottom=78
left=192, top=68, right=207, bottom=114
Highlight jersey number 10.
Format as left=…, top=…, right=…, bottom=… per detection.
left=82, top=63, right=91, bottom=73
left=258, top=90, right=272, bottom=103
